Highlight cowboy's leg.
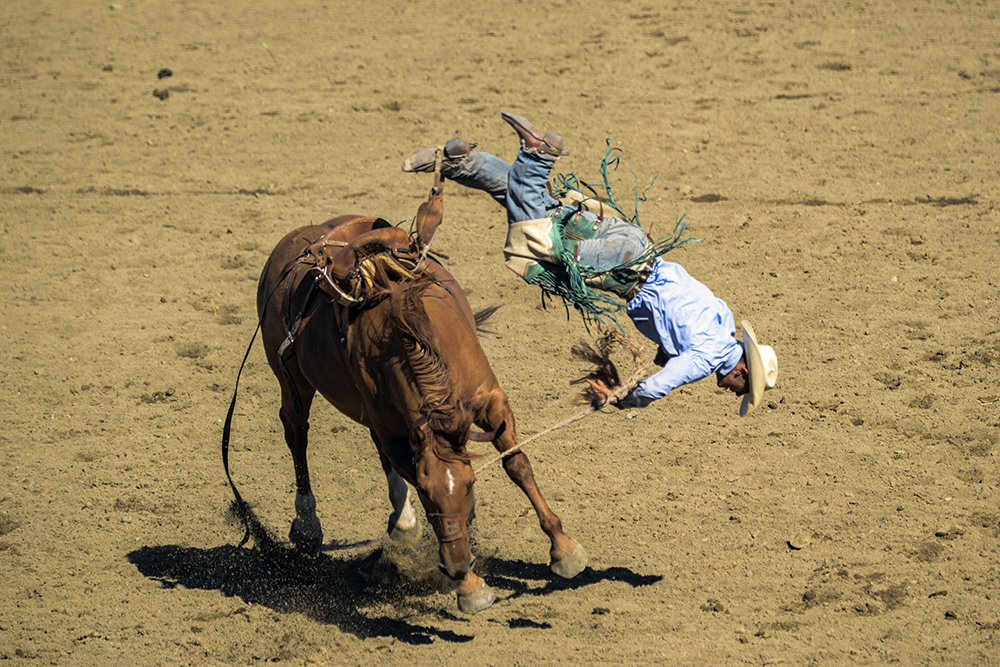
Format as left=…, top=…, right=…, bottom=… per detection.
left=575, top=217, right=650, bottom=271
left=404, top=141, right=516, bottom=208
left=507, top=149, right=562, bottom=225
left=449, top=151, right=560, bottom=214
left=444, top=152, right=513, bottom=208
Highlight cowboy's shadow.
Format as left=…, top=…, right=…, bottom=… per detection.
left=127, top=540, right=662, bottom=644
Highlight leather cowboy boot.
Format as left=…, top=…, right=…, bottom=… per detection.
left=402, top=137, right=477, bottom=173
left=500, top=112, right=568, bottom=156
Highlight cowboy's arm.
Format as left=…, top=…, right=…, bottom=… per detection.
left=617, top=351, right=715, bottom=408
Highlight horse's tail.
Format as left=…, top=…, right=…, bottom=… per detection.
left=473, top=304, right=502, bottom=335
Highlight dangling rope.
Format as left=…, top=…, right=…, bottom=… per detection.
left=551, top=137, right=654, bottom=228
left=541, top=139, right=699, bottom=331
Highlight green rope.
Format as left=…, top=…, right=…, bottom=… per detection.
left=552, top=137, right=653, bottom=225
left=536, top=139, right=700, bottom=330
left=597, top=138, right=629, bottom=220
left=525, top=261, right=624, bottom=326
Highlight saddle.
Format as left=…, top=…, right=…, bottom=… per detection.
left=275, top=178, right=447, bottom=414
left=300, top=221, right=423, bottom=306
left=304, top=171, right=446, bottom=306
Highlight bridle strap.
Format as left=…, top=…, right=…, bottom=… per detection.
left=410, top=415, right=506, bottom=443
left=471, top=419, right=506, bottom=442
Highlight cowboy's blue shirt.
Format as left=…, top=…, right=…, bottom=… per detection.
left=620, top=259, right=744, bottom=408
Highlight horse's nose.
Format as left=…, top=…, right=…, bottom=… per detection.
left=437, top=541, right=474, bottom=581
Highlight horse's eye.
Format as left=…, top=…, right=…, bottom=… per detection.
left=411, top=428, right=425, bottom=445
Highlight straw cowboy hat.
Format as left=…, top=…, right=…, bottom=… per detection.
left=740, top=320, right=778, bottom=417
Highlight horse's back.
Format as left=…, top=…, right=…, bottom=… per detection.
left=257, top=212, right=503, bottom=428
left=257, top=215, right=382, bottom=311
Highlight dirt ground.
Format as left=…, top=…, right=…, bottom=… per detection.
left=2, top=0, right=1000, bottom=664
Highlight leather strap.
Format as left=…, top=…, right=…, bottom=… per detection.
left=624, top=263, right=654, bottom=302
left=411, top=415, right=506, bottom=443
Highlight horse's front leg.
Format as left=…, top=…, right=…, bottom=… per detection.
left=501, top=450, right=588, bottom=578
left=376, top=441, right=421, bottom=547
left=487, top=404, right=588, bottom=578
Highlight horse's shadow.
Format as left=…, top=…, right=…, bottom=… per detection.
left=127, top=534, right=662, bottom=645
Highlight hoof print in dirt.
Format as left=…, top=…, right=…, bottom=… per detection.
left=701, top=599, right=727, bottom=613
left=140, top=389, right=175, bottom=404
left=788, top=531, right=813, bottom=550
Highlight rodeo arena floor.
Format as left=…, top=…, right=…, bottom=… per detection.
left=2, top=1, right=1000, bottom=665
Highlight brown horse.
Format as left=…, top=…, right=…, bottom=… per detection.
left=254, top=213, right=587, bottom=614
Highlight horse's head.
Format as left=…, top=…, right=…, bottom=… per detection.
left=410, top=413, right=478, bottom=581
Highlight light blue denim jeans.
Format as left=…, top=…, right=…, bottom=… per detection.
left=445, top=150, right=561, bottom=216
left=444, top=149, right=648, bottom=271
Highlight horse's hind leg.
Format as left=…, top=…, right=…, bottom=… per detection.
left=279, top=382, right=323, bottom=554
left=377, top=441, right=421, bottom=546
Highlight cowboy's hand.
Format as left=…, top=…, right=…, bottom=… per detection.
left=585, top=376, right=625, bottom=409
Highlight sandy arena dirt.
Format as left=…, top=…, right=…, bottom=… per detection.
left=2, top=0, right=1000, bottom=664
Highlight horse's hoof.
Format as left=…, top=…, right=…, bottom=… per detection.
left=289, top=517, right=323, bottom=555
left=389, top=522, right=421, bottom=548
left=457, top=582, right=496, bottom=615
left=551, top=543, right=588, bottom=579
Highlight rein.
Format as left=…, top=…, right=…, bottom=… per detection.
left=411, top=413, right=506, bottom=443
left=221, top=256, right=304, bottom=547
left=473, top=407, right=594, bottom=474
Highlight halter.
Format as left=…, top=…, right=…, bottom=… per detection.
left=426, top=511, right=474, bottom=543
left=409, top=414, right=503, bottom=545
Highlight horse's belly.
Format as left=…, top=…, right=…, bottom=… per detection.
left=316, top=391, right=366, bottom=425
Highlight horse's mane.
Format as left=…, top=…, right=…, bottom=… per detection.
left=380, top=267, right=474, bottom=464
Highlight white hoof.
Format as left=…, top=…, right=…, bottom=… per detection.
left=551, top=543, right=588, bottom=579
left=385, top=468, right=419, bottom=547
left=388, top=521, right=422, bottom=547
left=457, top=582, right=496, bottom=614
